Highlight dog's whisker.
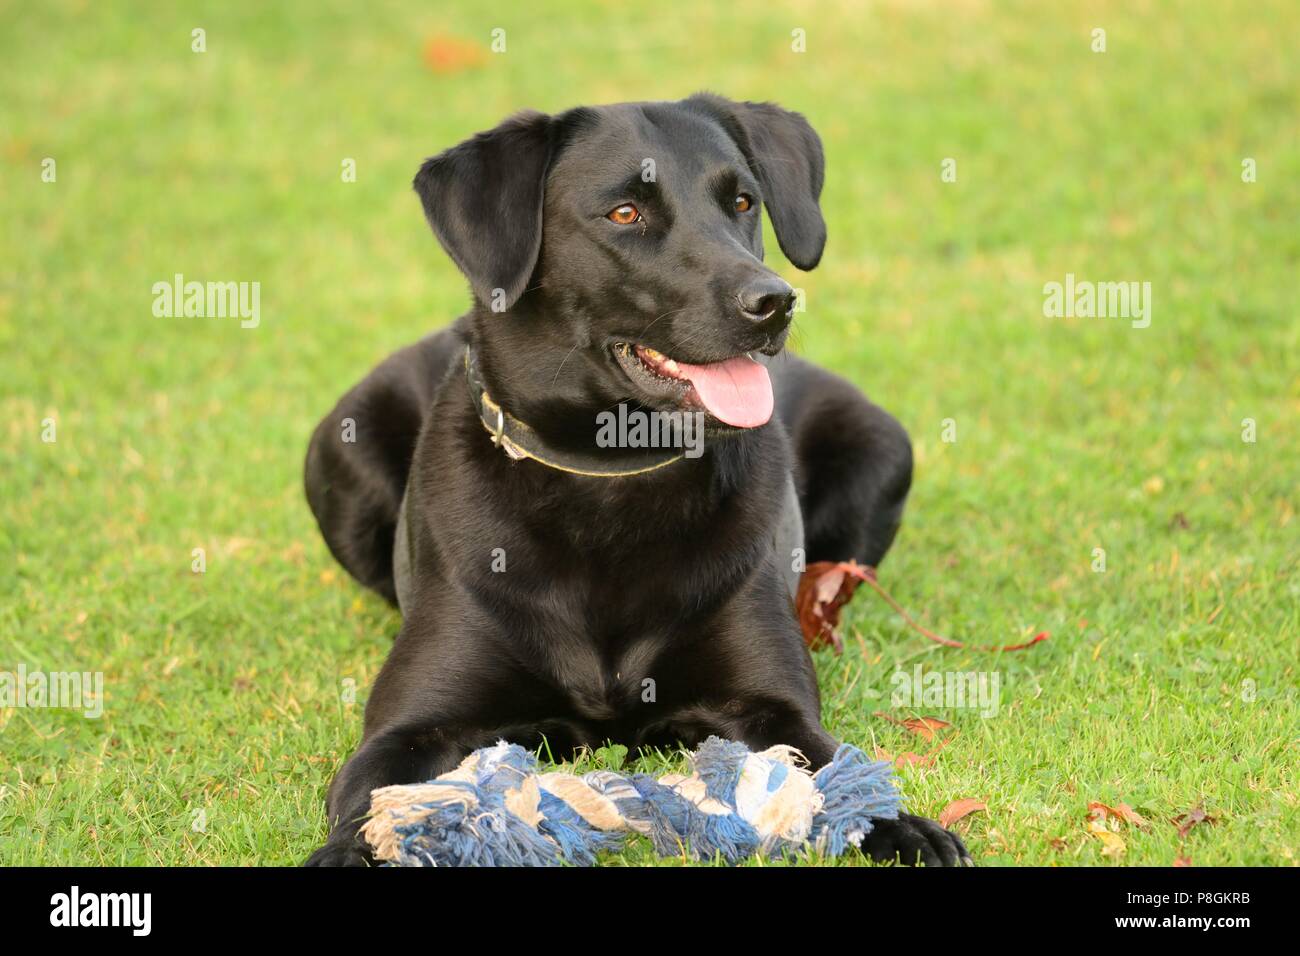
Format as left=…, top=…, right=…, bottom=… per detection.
left=551, top=343, right=582, bottom=387
left=633, top=307, right=690, bottom=344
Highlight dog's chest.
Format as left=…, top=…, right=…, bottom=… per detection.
left=543, top=613, right=677, bottom=723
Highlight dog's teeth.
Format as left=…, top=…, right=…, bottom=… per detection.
left=642, top=347, right=664, bottom=362
left=662, top=358, right=680, bottom=375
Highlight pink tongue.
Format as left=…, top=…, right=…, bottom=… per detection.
left=675, top=354, right=774, bottom=428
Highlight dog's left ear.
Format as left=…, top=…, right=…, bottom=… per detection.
left=414, top=110, right=554, bottom=310
left=690, top=94, right=827, bottom=270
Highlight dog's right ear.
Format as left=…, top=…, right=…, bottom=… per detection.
left=414, top=111, right=554, bottom=311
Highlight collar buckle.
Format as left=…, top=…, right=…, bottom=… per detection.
left=491, top=406, right=505, bottom=447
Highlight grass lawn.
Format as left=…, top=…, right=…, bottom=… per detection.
left=2, top=0, right=1296, bottom=866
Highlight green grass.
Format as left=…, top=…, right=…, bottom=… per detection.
left=2, top=0, right=1296, bottom=866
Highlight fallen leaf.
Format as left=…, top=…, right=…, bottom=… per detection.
left=939, top=798, right=987, bottom=829
left=1172, top=807, right=1217, bottom=839
left=872, top=712, right=958, bottom=769
left=1086, top=805, right=1128, bottom=857
left=902, top=716, right=953, bottom=741
left=795, top=562, right=858, bottom=653
left=1096, top=831, right=1126, bottom=857
left=893, top=751, right=933, bottom=769
left=1088, top=801, right=1150, bottom=828
left=1173, top=856, right=1193, bottom=867
left=872, top=711, right=954, bottom=742
left=795, top=560, right=1049, bottom=652
left=1113, top=802, right=1151, bottom=828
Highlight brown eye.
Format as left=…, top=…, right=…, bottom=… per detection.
left=607, top=204, right=640, bottom=225
left=734, top=194, right=753, bottom=213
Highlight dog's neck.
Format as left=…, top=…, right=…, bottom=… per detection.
left=465, top=303, right=775, bottom=484
left=463, top=343, right=687, bottom=477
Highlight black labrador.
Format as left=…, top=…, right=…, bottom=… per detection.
left=303, top=94, right=970, bottom=866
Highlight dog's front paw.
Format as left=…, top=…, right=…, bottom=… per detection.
left=859, top=812, right=973, bottom=867
left=304, top=839, right=373, bottom=867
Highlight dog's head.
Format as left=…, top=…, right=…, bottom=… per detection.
left=414, top=95, right=825, bottom=434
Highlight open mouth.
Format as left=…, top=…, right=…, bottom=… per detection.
left=612, top=342, right=774, bottom=429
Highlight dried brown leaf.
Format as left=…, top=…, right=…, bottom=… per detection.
left=1173, top=806, right=1217, bottom=840
left=938, top=798, right=987, bottom=829
left=795, top=562, right=861, bottom=653
left=1088, top=801, right=1150, bottom=828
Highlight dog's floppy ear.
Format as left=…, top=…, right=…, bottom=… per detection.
left=690, top=94, right=827, bottom=270
left=414, top=111, right=554, bottom=310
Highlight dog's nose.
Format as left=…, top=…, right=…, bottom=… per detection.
left=737, top=276, right=796, bottom=324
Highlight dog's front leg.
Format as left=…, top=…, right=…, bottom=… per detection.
left=305, top=727, right=466, bottom=867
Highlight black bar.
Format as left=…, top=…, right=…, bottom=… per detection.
left=0, top=865, right=1287, bottom=940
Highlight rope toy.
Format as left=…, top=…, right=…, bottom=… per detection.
left=361, top=736, right=901, bottom=866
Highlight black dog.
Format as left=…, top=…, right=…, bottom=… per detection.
left=304, top=94, right=969, bottom=867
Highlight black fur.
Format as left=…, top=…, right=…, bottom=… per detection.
left=303, top=95, right=968, bottom=867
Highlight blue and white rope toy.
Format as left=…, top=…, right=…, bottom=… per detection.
left=361, top=736, right=901, bottom=866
